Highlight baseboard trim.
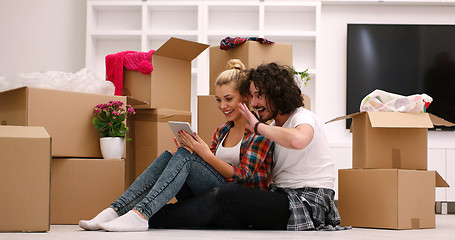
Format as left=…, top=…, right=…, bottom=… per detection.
left=436, top=202, right=455, bottom=214
left=335, top=200, right=455, bottom=214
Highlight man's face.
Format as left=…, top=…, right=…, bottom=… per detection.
left=249, top=82, right=275, bottom=122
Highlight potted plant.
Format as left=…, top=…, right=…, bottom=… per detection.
left=291, top=66, right=312, bottom=110
left=291, top=66, right=311, bottom=86
left=93, top=100, right=135, bottom=159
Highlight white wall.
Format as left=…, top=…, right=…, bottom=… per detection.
left=317, top=4, right=455, bottom=147
left=0, top=0, right=86, bottom=78
left=1, top=1, right=453, bottom=147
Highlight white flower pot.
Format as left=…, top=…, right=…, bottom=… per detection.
left=100, top=137, right=125, bottom=159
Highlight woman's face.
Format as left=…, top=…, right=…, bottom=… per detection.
left=215, top=81, right=247, bottom=122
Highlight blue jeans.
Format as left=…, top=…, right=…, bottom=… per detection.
left=110, top=147, right=227, bottom=219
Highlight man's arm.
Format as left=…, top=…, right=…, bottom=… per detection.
left=256, top=123, right=313, bottom=150
left=238, top=102, right=314, bottom=149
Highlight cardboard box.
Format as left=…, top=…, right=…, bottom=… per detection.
left=209, top=41, right=292, bottom=95
left=131, top=108, right=191, bottom=181
left=327, top=112, right=446, bottom=170
left=0, top=126, right=51, bottom=232
left=302, top=94, right=311, bottom=111
left=0, top=86, right=127, bottom=158
left=50, top=158, right=125, bottom=224
left=197, top=95, right=227, bottom=144
left=338, top=169, right=449, bottom=229
left=123, top=37, right=209, bottom=111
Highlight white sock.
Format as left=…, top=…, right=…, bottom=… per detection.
left=78, top=207, right=119, bottom=231
left=98, top=210, right=148, bottom=232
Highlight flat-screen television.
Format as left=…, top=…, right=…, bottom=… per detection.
left=346, top=24, right=455, bottom=130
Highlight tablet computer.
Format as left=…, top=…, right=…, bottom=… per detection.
left=168, top=121, right=195, bottom=146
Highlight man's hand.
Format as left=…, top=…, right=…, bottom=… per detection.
left=238, top=102, right=259, bottom=133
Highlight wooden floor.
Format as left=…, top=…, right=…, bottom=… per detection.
left=1, top=215, right=454, bottom=240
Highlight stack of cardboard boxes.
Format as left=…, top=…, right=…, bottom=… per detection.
left=0, top=37, right=208, bottom=231
left=0, top=87, right=127, bottom=231
left=328, top=111, right=450, bottom=229
left=123, top=38, right=208, bottom=182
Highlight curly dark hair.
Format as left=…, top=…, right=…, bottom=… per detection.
left=242, top=62, right=303, bottom=115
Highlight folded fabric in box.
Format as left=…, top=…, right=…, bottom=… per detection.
left=360, top=89, right=432, bottom=113
left=106, top=50, right=155, bottom=96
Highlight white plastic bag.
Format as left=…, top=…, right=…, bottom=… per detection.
left=360, top=89, right=432, bottom=113
left=1, top=68, right=115, bottom=95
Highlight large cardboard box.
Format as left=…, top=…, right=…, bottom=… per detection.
left=131, top=108, right=191, bottom=181
left=0, top=126, right=51, bottom=232
left=209, top=41, right=292, bottom=95
left=123, top=37, right=209, bottom=111
left=338, top=169, right=449, bottom=229
left=0, top=86, right=127, bottom=158
left=50, top=158, right=125, bottom=224
left=327, top=112, right=447, bottom=170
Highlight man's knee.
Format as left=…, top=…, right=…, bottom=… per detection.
left=212, top=184, right=242, bottom=201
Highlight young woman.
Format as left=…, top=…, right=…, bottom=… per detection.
left=78, top=59, right=274, bottom=232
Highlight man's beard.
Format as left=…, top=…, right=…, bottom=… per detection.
left=257, top=107, right=278, bottom=123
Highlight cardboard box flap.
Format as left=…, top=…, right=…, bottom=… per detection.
left=325, top=112, right=363, bottom=124
left=154, top=37, right=209, bottom=61
left=326, top=112, right=435, bottom=128
left=134, top=108, right=191, bottom=122
left=126, top=96, right=149, bottom=106
left=435, top=171, right=449, bottom=187
left=428, top=113, right=455, bottom=127
left=0, top=125, right=50, bottom=138
left=367, top=112, right=434, bottom=128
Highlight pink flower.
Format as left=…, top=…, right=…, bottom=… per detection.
left=93, top=100, right=135, bottom=139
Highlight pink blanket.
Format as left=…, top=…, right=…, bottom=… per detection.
left=106, top=50, right=155, bottom=95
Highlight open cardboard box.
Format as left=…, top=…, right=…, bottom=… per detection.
left=209, top=41, right=292, bottom=95
left=0, top=86, right=127, bottom=158
left=338, top=169, right=449, bottom=230
left=123, top=37, right=209, bottom=111
left=327, top=112, right=454, bottom=170
left=0, top=126, right=51, bottom=232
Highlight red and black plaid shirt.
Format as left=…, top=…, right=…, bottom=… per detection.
left=219, top=37, right=274, bottom=50
left=210, top=121, right=274, bottom=190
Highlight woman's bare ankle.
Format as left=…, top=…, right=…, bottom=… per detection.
left=132, top=209, right=147, bottom=220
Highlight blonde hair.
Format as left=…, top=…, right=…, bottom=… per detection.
left=215, top=59, right=247, bottom=92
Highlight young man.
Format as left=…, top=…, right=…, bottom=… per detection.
left=148, top=62, right=346, bottom=231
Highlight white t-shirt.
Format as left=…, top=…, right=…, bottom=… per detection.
left=271, top=107, right=335, bottom=189
left=214, top=134, right=242, bottom=166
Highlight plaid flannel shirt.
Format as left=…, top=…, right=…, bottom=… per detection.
left=210, top=121, right=274, bottom=190
left=270, top=185, right=351, bottom=231
left=219, top=37, right=274, bottom=50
